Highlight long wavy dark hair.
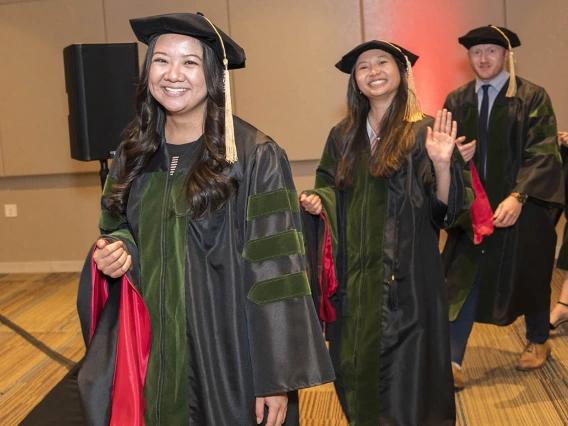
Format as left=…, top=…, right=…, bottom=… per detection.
left=335, top=58, right=416, bottom=189
left=108, top=35, right=235, bottom=220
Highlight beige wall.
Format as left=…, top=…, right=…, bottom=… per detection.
left=0, top=122, right=4, bottom=176
left=506, top=0, right=568, bottom=130
left=228, top=0, right=361, bottom=161
left=0, top=0, right=566, bottom=269
left=0, top=174, right=101, bottom=266
left=0, top=0, right=104, bottom=177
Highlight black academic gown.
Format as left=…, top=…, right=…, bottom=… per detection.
left=77, top=116, right=335, bottom=426
left=442, top=77, right=564, bottom=325
left=303, top=117, right=469, bottom=426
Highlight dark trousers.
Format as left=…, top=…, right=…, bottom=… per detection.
left=449, top=258, right=550, bottom=365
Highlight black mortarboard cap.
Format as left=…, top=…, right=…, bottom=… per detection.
left=458, top=25, right=521, bottom=50
left=130, top=13, right=246, bottom=70
left=335, top=40, right=419, bottom=74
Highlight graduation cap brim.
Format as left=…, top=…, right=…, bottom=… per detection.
left=458, top=25, right=521, bottom=50
left=335, top=40, right=419, bottom=74
left=130, top=13, right=246, bottom=70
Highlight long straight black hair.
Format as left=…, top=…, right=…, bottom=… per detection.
left=108, top=35, right=235, bottom=220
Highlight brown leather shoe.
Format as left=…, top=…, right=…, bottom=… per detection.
left=516, top=341, right=551, bottom=371
left=452, top=364, right=465, bottom=391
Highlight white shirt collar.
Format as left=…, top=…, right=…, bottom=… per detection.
left=475, top=69, right=510, bottom=93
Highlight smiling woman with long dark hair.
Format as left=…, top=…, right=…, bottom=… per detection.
left=76, top=13, right=334, bottom=426
left=109, top=31, right=233, bottom=220
left=301, top=40, right=471, bottom=426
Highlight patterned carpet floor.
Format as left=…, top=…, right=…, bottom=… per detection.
left=1, top=271, right=567, bottom=425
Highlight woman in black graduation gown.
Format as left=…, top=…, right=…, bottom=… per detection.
left=78, top=12, right=334, bottom=426
left=301, top=41, right=470, bottom=426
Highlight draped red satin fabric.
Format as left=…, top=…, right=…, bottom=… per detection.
left=89, top=250, right=151, bottom=426
left=469, top=162, right=494, bottom=244
left=319, top=212, right=338, bottom=322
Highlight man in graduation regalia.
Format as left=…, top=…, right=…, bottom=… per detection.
left=442, top=25, right=564, bottom=390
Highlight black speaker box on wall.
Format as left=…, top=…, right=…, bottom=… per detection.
left=64, top=43, right=139, bottom=162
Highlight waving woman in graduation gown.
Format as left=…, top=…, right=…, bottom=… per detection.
left=77, top=13, right=334, bottom=426
left=301, top=41, right=471, bottom=426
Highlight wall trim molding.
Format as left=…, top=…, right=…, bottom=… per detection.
left=0, top=249, right=563, bottom=273
left=0, top=261, right=84, bottom=273
left=0, top=160, right=319, bottom=190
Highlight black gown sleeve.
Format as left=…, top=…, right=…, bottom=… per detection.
left=76, top=238, right=143, bottom=426
left=513, top=87, right=564, bottom=207
left=97, top=146, right=137, bottom=247
left=242, top=141, right=335, bottom=396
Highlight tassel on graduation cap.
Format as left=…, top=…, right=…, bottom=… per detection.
left=201, top=15, right=238, bottom=163
left=402, top=55, right=425, bottom=122
left=380, top=40, right=425, bottom=122
left=490, top=25, right=517, bottom=97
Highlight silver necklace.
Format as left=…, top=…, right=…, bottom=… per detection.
left=366, top=118, right=381, bottom=143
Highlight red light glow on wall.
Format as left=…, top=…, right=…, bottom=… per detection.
left=361, top=0, right=504, bottom=117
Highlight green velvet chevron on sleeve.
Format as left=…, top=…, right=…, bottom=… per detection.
left=243, top=230, right=304, bottom=263
left=529, top=103, right=554, bottom=118
left=246, top=188, right=299, bottom=220
left=247, top=272, right=311, bottom=305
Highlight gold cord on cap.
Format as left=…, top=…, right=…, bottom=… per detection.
left=201, top=15, right=238, bottom=163
left=490, top=26, right=517, bottom=97
left=380, top=40, right=425, bottom=123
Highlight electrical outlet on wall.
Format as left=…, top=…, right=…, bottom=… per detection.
left=4, top=204, right=18, bottom=218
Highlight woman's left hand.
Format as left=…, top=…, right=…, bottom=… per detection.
left=255, top=393, right=288, bottom=426
left=426, top=109, right=459, bottom=169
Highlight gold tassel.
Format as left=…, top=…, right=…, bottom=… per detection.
left=403, top=56, right=425, bottom=123
left=380, top=40, right=424, bottom=123
left=201, top=15, right=238, bottom=163
left=223, top=59, right=237, bottom=163
left=506, top=50, right=517, bottom=97
left=490, top=26, right=517, bottom=97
